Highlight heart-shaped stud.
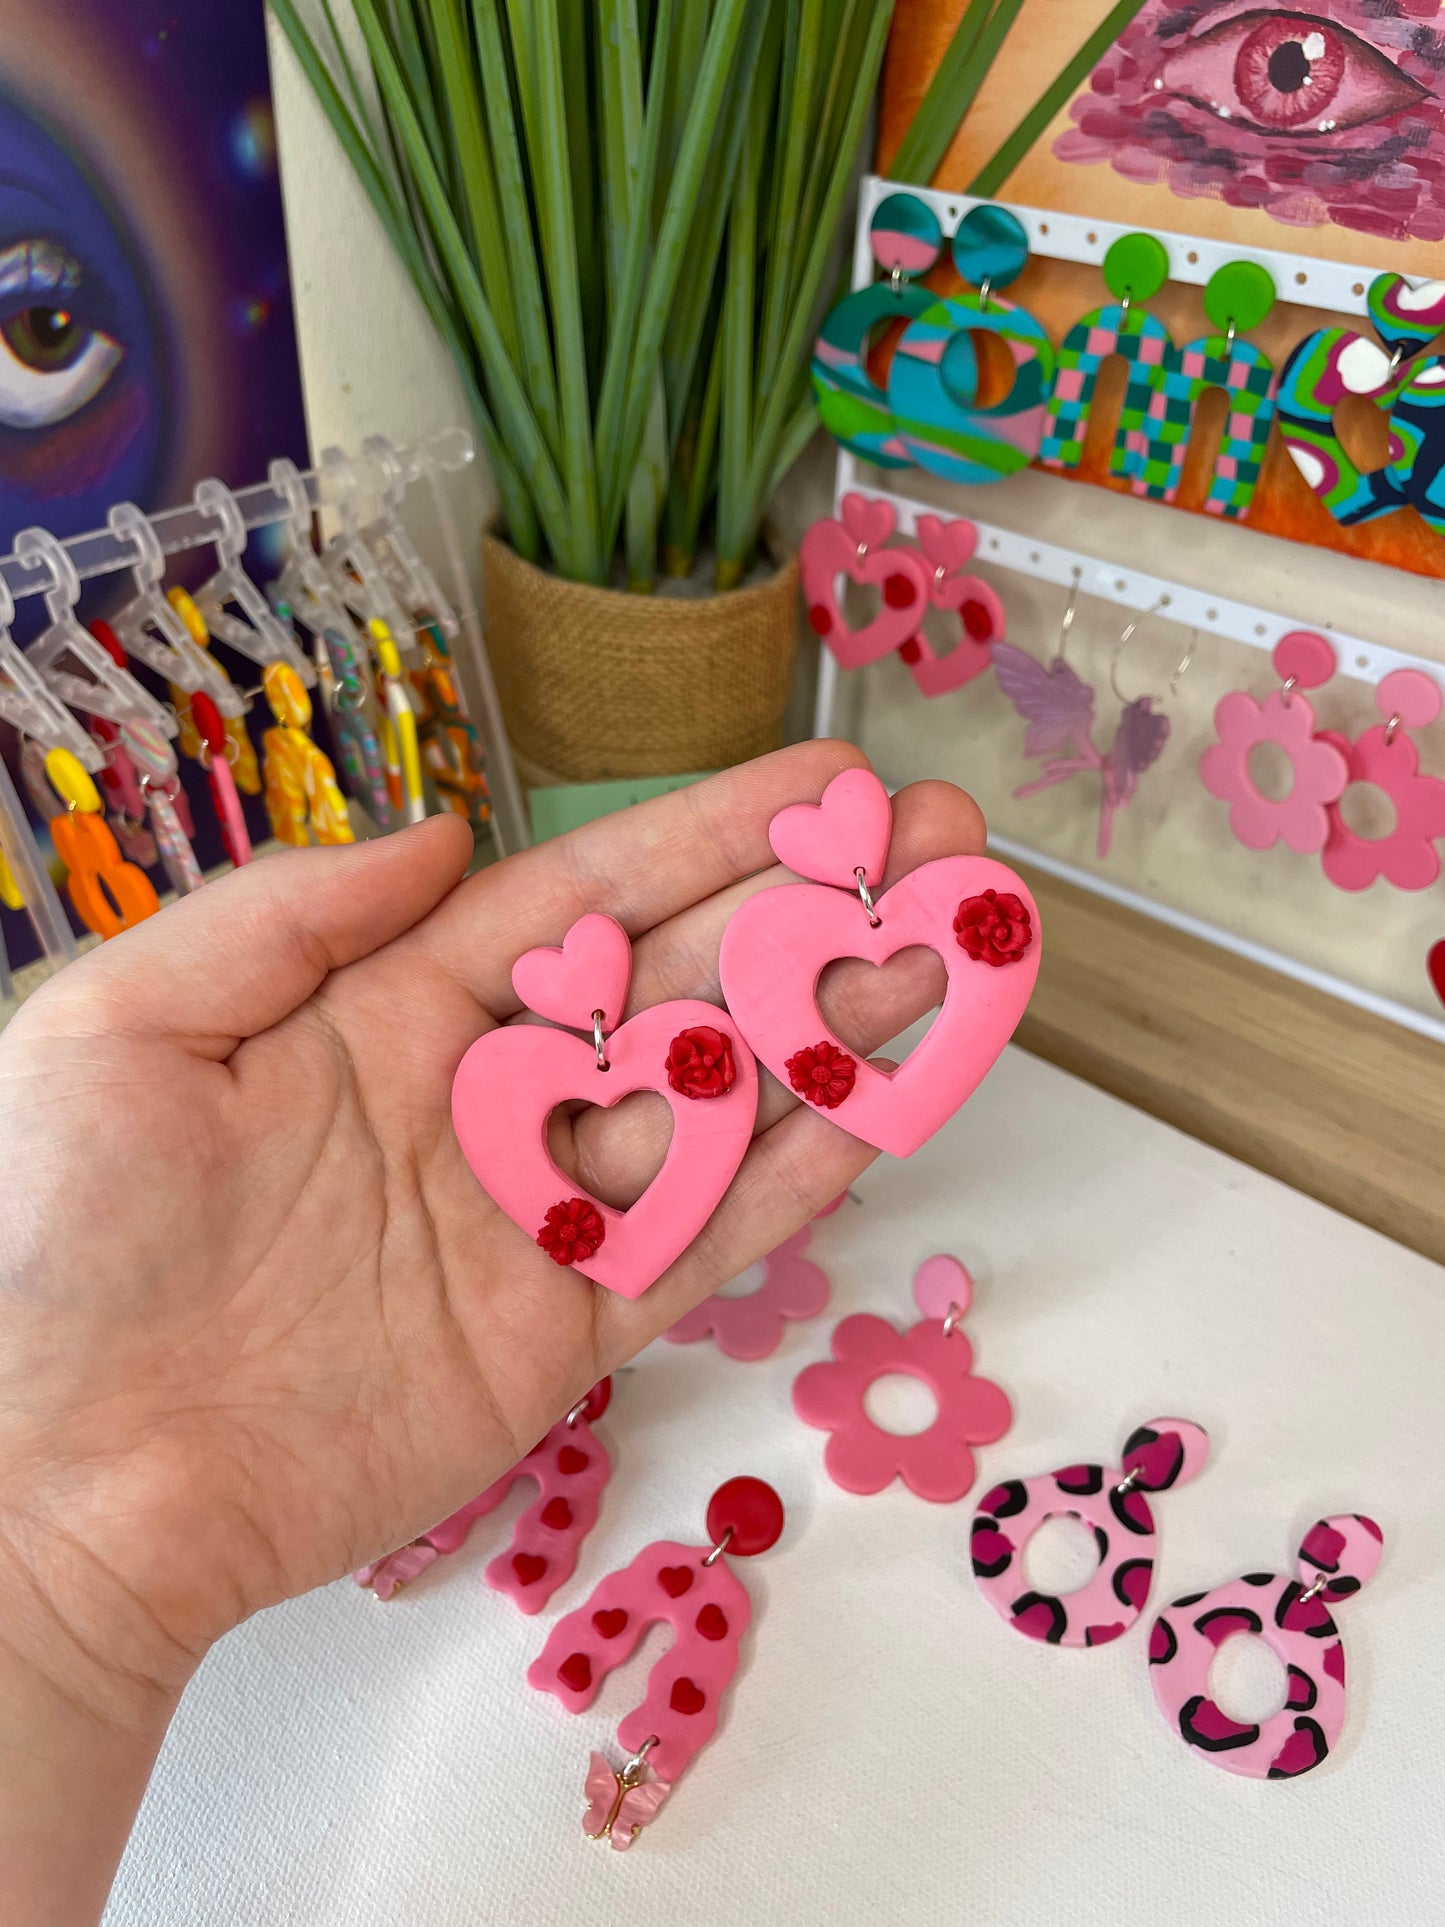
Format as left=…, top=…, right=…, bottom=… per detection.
left=593, top=1607, right=628, bottom=1639
left=658, top=1565, right=694, bottom=1598
left=769, top=766, right=892, bottom=889
left=800, top=496, right=930, bottom=670
left=915, top=512, right=979, bottom=575
left=669, top=1677, right=707, bottom=1716
left=512, top=912, right=632, bottom=1032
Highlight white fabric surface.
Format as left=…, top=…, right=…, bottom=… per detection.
left=107, top=1043, right=1445, bottom=1926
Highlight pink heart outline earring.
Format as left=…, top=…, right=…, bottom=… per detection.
left=529, top=1476, right=785, bottom=1850
left=793, top=1254, right=1011, bottom=1501
left=1149, top=1511, right=1383, bottom=1779
left=1316, top=668, right=1445, bottom=891
left=1200, top=630, right=1348, bottom=854
left=897, top=514, right=1005, bottom=698
left=971, top=1417, right=1209, bottom=1647
left=800, top=493, right=931, bottom=670
left=451, top=913, right=760, bottom=1298
left=354, top=1378, right=614, bottom=1611
left=719, top=767, right=1040, bottom=1157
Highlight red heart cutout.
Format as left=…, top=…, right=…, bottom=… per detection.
left=558, top=1651, right=592, bottom=1693
left=1429, top=939, right=1445, bottom=1007
left=658, top=1565, right=694, bottom=1598
left=513, top=1551, right=548, bottom=1587
left=557, top=1445, right=590, bottom=1476
left=540, top=1497, right=573, bottom=1531
left=669, top=1676, right=706, bottom=1716
left=593, top=1607, right=628, bottom=1639
left=695, top=1603, right=729, bottom=1641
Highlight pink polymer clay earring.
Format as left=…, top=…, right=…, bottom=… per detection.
left=1317, top=669, right=1445, bottom=891
left=530, top=1476, right=785, bottom=1850
left=1199, top=630, right=1348, bottom=854
left=1149, top=1512, right=1383, bottom=1779
left=793, top=1254, right=1011, bottom=1501
left=897, top=513, right=1005, bottom=698
left=971, top=1418, right=1209, bottom=1647
left=718, top=766, right=1040, bottom=1157
left=452, top=913, right=759, bottom=1298
left=800, top=493, right=930, bottom=670
left=355, top=1379, right=613, bottom=1610
left=663, top=1199, right=839, bottom=1361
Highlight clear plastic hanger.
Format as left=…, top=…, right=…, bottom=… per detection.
left=13, top=526, right=176, bottom=736
left=318, top=445, right=412, bottom=642
left=106, top=502, right=246, bottom=718
left=360, top=434, right=459, bottom=637
left=191, top=476, right=314, bottom=683
left=268, top=456, right=368, bottom=650
left=0, top=744, right=76, bottom=964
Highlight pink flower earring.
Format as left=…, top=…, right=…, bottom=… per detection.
left=793, top=1254, right=1011, bottom=1501
left=1149, top=1512, right=1383, bottom=1779
left=897, top=514, right=1005, bottom=698
left=355, top=1379, right=614, bottom=1610
left=971, top=1418, right=1209, bottom=1647
left=530, top=1476, right=785, bottom=1849
left=1199, top=631, right=1348, bottom=854
left=800, top=493, right=930, bottom=670
left=452, top=913, right=759, bottom=1297
left=664, top=1212, right=832, bottom=1361
left=719, top=767, right=1040, bottom=1158
left=1316, top=668, right=1445, bottom=891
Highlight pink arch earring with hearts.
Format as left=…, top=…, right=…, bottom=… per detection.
left=451, top=913, right=759, bottom=1298
left=718, top=766, right=1040, bottom=1157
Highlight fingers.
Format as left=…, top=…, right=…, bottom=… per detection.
left=409, top=740, right=870, bottom=1016
left=22, top=816, right=475, bottom=1058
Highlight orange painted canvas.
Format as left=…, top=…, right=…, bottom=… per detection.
left=876, top=0, right=1445, bottom=578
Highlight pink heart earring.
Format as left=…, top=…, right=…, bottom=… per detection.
left=1200, top=631, right=1347, bottom=854
left=452, top=913, right=759, bottom=1298
left=1149, top=1512, right=1383, bottom=1779
left=971, top=1417, right=1209, bottom=1647
left=530, top=1476, right=785, bottom=1849
left=354, top=1379, right=614, bottom=1611
left=793, top=1254, right=1012, bottom=1501
left=897, top=513, right=1005, bottom=698
left=800, top=493, right=930, bottom=670
left=1316, top=668, right=1445, bottom=891
left=719, top=767, right=1040, bottom=1157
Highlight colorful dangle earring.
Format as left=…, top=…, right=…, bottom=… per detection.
left=720, top=766, right=1039, bottom=1157
left=370, top=618, right=427, bottom=825
left=260, top=662, right=355, bottom=848
left=190, top=691, right=253, bottom=867
left=452, top=913, right=760, bottom=1298
left=356, top=1379, right=613, bottom=1610
left=972, top=1418, right=1208, bottom=1648
left=82, top=624, right=157, bottom=870
left=1149, top=1512, right=1383, bottom=1778
left=410, top=619, right=491, bottom=831
left=665, top=1209, right=834, bottom=1361
left=794, top=1254, right=1011, bottom=1500
left=167, top=588, right=262, bottom=795
left=31, top=746, right=159, bottom=940
left=888, top=204, right=1056, bottom=485
left=530, top=1476, right=785, bottom=1850
left=1040, top=232, right=1173, bottom=480
left=120, top=718, right=205, bottom=896
left=1200, top=631, right=1347, bottom=854
left=317, top=626, right=393, bottom=828
left=800, top=493, right=930, bottom=671
left=897, top=513, right=1005, bottom=697
left=812, top=191, right=944, bottom=465
left=1317, top=669, right=1445, bottom=891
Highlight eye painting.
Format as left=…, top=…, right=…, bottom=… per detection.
left=1054, top=0, right=1445, bottom=242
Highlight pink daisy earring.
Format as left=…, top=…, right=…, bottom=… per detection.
left=1316, top=668, right=1445, bottom=892
left=1199, top=631, right=1348, bottom=855
left=792, top=1254, right=1012, bottom=1501
left=663, top=1200, right=842, bottom=1361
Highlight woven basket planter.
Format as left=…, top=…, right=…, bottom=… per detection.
left=483, top=531, right=800, bottom=787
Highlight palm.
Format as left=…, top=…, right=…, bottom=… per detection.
left=0, top=744, right=981, bottom=1677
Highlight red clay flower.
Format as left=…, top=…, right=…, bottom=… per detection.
left=536, top=1197, right=605, bottom=1265
left=786, top=1040, right=857, bottom=1110
left=954, top=890, right=1032, bottom=967
left=666, top=1025, right=737, bottom=1100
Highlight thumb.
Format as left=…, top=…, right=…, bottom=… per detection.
left=27, top=815, right=474, bottom=1057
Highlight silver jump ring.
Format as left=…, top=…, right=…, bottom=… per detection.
left=1299, top=1576, right=1328, bottom=1603
left=889, top=265, right=904, bottom=296
left=621, top=1737, right=659, bottom=1784
left=942, top=1301, right=965, bottom=1339
left=593, top=1009, right=608, bottom=1072
left=565, top=1395, right=591, bottom=1429
left=1385, top=713, right=1402, bottom=746
left=1225, top=318, right=1237, bottom=351
left=1114, top=1467, right=1144, bottom=1496
left=977, top=277, right=992, bottom=312
left=1280, top=674, right=1298, bottom=709
left=1119, top=288, right=1132, bottom=319
left=855, top=866, right=881, bottom=927
left=702, top=1526, right=735, bottom=1569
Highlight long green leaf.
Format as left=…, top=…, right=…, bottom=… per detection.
left=887, top=0, right=999, bottom=183
left=756, top=0, right=820, bottom=390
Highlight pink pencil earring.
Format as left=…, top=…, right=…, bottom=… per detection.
left=1200, top=630, right=1348, bottom=854
left=1149, top=1512, right=1383, bottom=1779
left=793, top=1254, right=1011, bottom=1501
left=971, top=1418, right=1209, bottom=1646
left=1316, top=668, right=1445, bottom=891
left=355, top=1379, right=613, bottom=1611
left=529, top=1476, right=785, bottom=1850
left=451, top=913, right=760, bottom=1298
left=896, top=513, right=1005, bottom=698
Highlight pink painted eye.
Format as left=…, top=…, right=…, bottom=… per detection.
left=1157, top=8, right=1426, bottom=136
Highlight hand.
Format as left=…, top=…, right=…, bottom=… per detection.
left=0, top=742, right=981, bottom=1923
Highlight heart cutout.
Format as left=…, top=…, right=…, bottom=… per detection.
left=452, top=1002, right=759, bottom=1299
left=769, top=766, right=892, bottom=890
left=720, top=855, right=1040, bottom=1157
left=512, top=912, right=632, bottom=1031
left=800, top=512, right=929, bottom=670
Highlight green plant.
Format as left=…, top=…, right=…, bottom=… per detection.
left=273, top=0, right=894, bottom=590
